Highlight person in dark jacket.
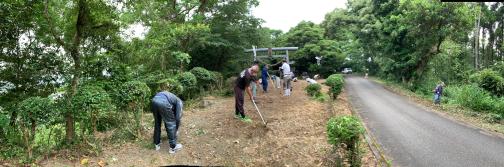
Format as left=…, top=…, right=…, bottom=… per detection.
left=433, top=81, right=445, bottom=105
left=261, top=65, right=269, bottom=93
left=151, top=91, right=183, bottom=154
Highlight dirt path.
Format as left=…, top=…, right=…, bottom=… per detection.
left=41, top=80, right=373, bottom=166
left=345, top=76, right=504, bottom=167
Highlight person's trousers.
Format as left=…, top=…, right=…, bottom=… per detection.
left=434, top=94, right=441, bottom=104
left=262, top=78, right=268, bottom=92
left=283, top=75, right=292, bottom=90
left=276, top=78, right=281, bottom=88
left=234, top=86, right=245, bottom=118
left=151, top=97, right=180, bottom=149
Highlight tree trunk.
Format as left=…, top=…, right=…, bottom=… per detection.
left=482, top=28, right=486, bottom=67
left=64, top=0, right=85, bottom=144
left=475, top=3, right=482, bottom=70
left=92, top=111, right=97, bottom=136
left=501, top=16, right=504, bottom=60
left=198, top=0, right=208, bottom=14
left=411, top=35, right=444, bottom=84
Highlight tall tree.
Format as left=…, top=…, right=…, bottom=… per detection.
left=0, top=0, right=64, bottom=127
left=41, top=0, right=118, bottom=143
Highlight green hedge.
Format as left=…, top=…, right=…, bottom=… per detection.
left=305, top=83, right=322, bottom=97
left=118, top=81, right=151, bottom=138
left=325, top=74, right=344, bottom=99
left=73, top=85, right=115, bottom=135
left=157, top=78, right=184, bottom=96
left=327, top=115, right=364, bottom=166
left=177, top=72, right=197, bottom=89
left=190, top=67, right=216, bottom=88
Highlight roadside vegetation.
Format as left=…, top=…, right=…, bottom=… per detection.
left=2, top=0, right=504, bottom=166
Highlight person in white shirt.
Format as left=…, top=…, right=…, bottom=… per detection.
left=280, top=59, right=292, bottom=96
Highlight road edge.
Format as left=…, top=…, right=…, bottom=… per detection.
left=339, top=84, right=392, bottom=167
left=368, top=77, right=504, bottom=140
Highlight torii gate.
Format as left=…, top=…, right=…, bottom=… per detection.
left=244, top=46, right=298, bottom=91
left=244, top=46, right=298, bottom=65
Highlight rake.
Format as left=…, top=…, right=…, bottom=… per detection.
left=251, top=99, right=267, bottom=125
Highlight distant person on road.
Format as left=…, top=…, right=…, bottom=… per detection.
left=433, top=81, right=445, bottom=105
left=280, top=59, right=292, bottom=96
left=234, top=64, right=259, bottom=122
left=261, top=65, right=269, bottom=93
left=151, top=91, right=183, bottom=154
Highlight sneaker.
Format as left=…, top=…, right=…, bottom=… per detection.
left=155, top=144, right=161, bottom=151
left=240, top=116, right=253, bottom=123
left=169, top=143, right=183, bottom=154
left=234, top=114, right=241, bottom=119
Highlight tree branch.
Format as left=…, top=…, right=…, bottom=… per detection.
left=44, top=0, right=67, bottom=50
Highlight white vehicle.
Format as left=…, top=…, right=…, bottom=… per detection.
left=342, top=68, right=353, bottom=74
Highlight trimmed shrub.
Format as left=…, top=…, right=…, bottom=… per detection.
left=118, top=81, right=151, bottom=107
left=305, top=83, right=322, bottom=97
left=73, top=85, right=115, bottom=137
left=190, top=67, right=216, bottom=88
left=177, top=72, right=198, bottom=99
left=17, top=97, right=53, bottom=160
left=177, top=72, right=197, bottom=89
left=313, top=93, right=329, bottom=102
left=157, top=78, right=184, bottom=96
left=118, top=81, right=151, bottom=138
left=325, top=74, right=344, bottom=99
left=327, top=116, right=364, bottom=167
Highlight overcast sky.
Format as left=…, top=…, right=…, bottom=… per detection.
left=251, top=0, right=347, bottom=32
left=122, top=0, right=348, bottom=40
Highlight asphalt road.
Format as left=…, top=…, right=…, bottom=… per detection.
left=345, top=76, right=504, bottom=167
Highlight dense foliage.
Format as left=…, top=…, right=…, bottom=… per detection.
left=327, top=116, right=364, bottom=167
left=305, top=83, right=322, bottom=97
left=72, top=85, right=115, bottom=137
left=1, top=0, right=275, bottom=162
left=16, top=97, right=53, bottom=160
left=470, top=69, right=504, bottom=97
left=325, top=74, right=345, bottom=99
left=2, top=0, right=504, bottom=164
left=118, top=81, right=151, bottom=138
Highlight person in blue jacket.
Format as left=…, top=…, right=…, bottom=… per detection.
left=151, top=91, right=183, bottom=154
left=261, top=64, right=269, bottom=93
